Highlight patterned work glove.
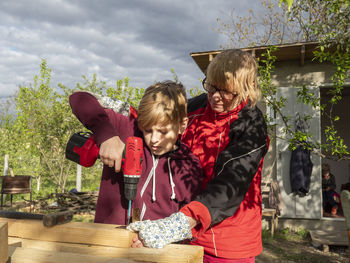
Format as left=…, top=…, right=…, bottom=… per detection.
left=127, top=212, right=192, bottom=248
left=94, top=93, right=130, bottom=116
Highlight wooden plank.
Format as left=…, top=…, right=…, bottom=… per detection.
left=0, top=222, right=8, bottom=263
left=0, top=218, right=136, bottom=248
left=10, top=247, right=140, bottom=263
left=310, top=230, right=348, bottom=246
left=262, top=208, right=276, bottom=216
left=8, top=237, right=204, bottom=263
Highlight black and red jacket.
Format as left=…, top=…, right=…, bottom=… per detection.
left=180, top=94, right=269, bottom=259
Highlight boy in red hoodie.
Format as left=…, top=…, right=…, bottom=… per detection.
left=69, top=81, right=203, bottom=225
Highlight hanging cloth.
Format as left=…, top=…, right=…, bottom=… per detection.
left=289, top=113, right=313, bottom=197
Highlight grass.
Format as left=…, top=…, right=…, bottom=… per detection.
left=275, top=227, right=309, bottom=241
left=262, top=228, right=317, bottom=262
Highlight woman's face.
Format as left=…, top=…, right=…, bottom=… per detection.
left=203, top=78, right=238, bottom=113
left=208, top=92, right=235, bottom=113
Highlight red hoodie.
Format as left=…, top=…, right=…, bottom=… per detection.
left=69, top=92, right=203, bottom=225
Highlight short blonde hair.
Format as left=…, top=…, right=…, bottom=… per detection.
left=137, top=81, right=187, bottom=130
left=206, top=49, right=260, bottom=106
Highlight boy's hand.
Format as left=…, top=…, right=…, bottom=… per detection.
left=131, top=235, right=144, bottom=248
left=100, top=136, right=125, bottom=172
left=127, top=212, right=192, bottom=249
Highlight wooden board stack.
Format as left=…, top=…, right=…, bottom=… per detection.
left=0, top=218, right=203, bottom=263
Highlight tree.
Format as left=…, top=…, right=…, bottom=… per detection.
left=279, top=0, right=294, bottom=10
left=1, top=60, right=146, bottom=195
left=288, top=0, right=350, bottom=160
left=216, top=0, right=350, bottom=160
left=0, top=97, right=17, bottom=175
left=216, top=0, right=305, bottom=48
left=13, top=60, right=78, bottom=193
left=288, top=0, right=350, bottom=49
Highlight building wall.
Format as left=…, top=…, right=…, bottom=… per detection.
left=271, top=60, right=336, bottom=87
left=262, top=60, right=335, bottom=185
left=260, top=60, right=348, bottom=214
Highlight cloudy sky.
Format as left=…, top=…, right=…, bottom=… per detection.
left=0, top=0, right=252, bottom=99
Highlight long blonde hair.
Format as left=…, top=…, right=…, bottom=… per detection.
left=206, top=49, right=260, bottom=107
left=137, top=80, right=187, bottom=130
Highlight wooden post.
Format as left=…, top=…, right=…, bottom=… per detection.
left=3, top=154, right=9, bottom=176
left=0, top=222, right=8, bottom=263
left=37, top=175, right=41, bottom=192
left=3, top=154, right=9, bottom=202
left=76, top=164, right=82, bottom=192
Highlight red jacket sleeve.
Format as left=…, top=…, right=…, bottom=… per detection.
left=180, top=201, right=212, bottom=238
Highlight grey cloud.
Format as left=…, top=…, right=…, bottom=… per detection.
left=0, top=1, right=86, bottom=26
left=0, top=0, right=254, bottom=98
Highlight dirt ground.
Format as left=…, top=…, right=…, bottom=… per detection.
left=257, top=230, right=348, bottom=263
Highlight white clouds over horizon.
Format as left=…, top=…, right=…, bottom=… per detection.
left=0, top=0, right=252, bottom=98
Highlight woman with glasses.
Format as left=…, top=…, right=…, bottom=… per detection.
left=128, top=49, right=269, bottom=263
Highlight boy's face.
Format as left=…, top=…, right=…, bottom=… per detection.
left=323, top=171, right=330, bottom=178
left=141, top=122, right=183, bottom=156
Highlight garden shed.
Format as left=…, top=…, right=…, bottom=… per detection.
left=189, top=42, right=350, bottom=235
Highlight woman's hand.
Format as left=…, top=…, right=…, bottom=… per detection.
left=99, top=136, right=125, bottom=172
left=127, top=212, right=192, bottom=248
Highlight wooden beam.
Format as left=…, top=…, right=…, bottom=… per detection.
left=8, top=236, right=204, bottom=263
left=0, top=218, right=136, bottom=248
left=10, top=247, right=141, bottom=263
left=0, top=222, right=8, bottom=263
left=310, top=230, right=348, bottom=246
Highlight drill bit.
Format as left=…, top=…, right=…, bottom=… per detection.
left=127, top=200, right=132, bottom=224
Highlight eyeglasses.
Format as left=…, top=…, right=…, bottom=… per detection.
left=202, top=77, right=236, bottom=100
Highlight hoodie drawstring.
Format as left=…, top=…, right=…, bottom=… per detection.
left=140, top=154, right=159, bottom=202
left=151, top=154, right=158, bottom=202
left=139, top=154, right=176, bottom=221
left=139, top=154, right=159, bottom=221
left=168, top=157, right=176, bottom=200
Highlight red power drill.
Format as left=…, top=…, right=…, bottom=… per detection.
left=65, top=131, right=143, bottom=204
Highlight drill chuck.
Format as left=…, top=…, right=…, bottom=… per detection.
left=123, top=175, right=140, bottom=201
